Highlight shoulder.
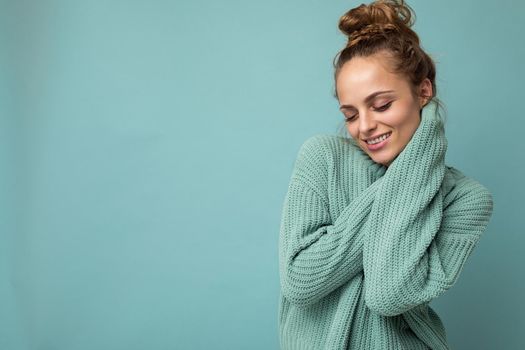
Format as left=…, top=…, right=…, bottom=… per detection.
left=296, top=133, right=346, bottom=157
left=290, top=134, right=337, bottom=189
left=443, top=165, right=494, bottom=213
left=290, top=133, right=382, bottom=196
left=294, top=133, right=374, bottom=170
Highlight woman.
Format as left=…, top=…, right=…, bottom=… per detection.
left=278, top=1, right=494, bottom=349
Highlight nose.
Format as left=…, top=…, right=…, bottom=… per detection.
left=358, top=111, right=377, bottom=135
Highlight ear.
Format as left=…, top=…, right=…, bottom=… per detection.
left=418, top=78, right=433, bottom=108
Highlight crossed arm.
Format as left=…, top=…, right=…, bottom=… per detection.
left=278, top=105, right=493, bottom=314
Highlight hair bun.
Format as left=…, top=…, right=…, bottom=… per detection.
left=338, top=0, right=416, bottom=47
left=333, top=0, right=439, bottom=119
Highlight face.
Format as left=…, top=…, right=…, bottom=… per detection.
left=336, top=52, right=432, bottom=167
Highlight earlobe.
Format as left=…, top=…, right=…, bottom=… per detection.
left=420, top=96, right=429, bottom=108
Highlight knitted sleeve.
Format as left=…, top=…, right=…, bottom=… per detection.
left=279, top=135, right=383, bottom=308
left=362, top=103, right=494, bottom=317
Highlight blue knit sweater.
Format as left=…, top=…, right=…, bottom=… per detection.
left=278, top=101, right=494, bottom=349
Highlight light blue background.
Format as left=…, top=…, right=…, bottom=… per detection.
left=1, top=1, right=523, bottom=349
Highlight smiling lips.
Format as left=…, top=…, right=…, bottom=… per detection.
left=364, top=131, right=392, bottom=150
left=364, top=131, right=392, bottom=143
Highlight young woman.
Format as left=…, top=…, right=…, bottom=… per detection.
left=278, top=1, right=494, bottom=349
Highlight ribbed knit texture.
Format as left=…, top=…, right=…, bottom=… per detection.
left=278, top=101, right=494, bottom=350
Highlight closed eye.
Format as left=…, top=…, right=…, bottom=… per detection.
left=375, top=101, right=393, bottom=112
left=343, top=101, right=393, bottom=123
left=344, top=115, right=356, bottom=123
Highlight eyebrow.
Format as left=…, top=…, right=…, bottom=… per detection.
left=339, top=90, right=395, bottom=110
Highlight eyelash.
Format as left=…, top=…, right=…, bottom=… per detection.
left=344, top=101, right=393, bottom=123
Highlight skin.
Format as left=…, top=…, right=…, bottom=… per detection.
left=336, top=51, right=433, bottom=167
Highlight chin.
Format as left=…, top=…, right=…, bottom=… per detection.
left=359, top=141, right=398, bottom=167
left=369, top=153, right=394, bottom=167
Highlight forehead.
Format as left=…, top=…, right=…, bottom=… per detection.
left=336, top=55, right=408, bottom=102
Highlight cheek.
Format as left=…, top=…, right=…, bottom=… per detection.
left=390, top=112, right=420, bottom=142
left=384, top=111, right=417, bottom=136
left=346, top=125, right=359, bottom=139
left=382, top=109, right=407, bottom=126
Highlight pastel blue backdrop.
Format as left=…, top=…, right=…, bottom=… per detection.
left=1, top=0, right=523, bottom=349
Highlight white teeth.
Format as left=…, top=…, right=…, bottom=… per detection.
left=366, top=132, right=391, bottom=145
